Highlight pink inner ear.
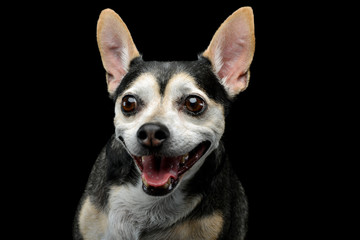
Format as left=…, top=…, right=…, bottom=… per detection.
left=99, top=25, right=130, bottom=86
left=217, top=41, right=247, bottom=79
left=219, top=40, right=251, bottom=94
left=219, top=20, right=253, bottom=93
left=100, top=39, right=129, bottom=94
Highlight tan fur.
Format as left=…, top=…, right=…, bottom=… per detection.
left=170, top=211, right=224, bottom=240
left=78, top=197, right=107, bottom=240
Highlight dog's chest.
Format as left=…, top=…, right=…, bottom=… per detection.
left=106, top=183, right=200, bottom=240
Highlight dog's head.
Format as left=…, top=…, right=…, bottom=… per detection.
left=97, top=7, right=255, bottom=196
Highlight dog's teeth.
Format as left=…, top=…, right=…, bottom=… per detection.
left=162, top=178, right=171, bottom=189
left=181, top=153, right=189, bottom=164
left=141, top=156, right=145, bottom=163
left=142, top=175, right=149, bottom=187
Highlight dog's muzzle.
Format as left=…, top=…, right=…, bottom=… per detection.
left=127, top=122, right=211, bottom=196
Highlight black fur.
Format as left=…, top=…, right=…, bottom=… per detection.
left=184, top=141, right=248, bottom=239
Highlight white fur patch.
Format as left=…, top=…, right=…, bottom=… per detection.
left=214, top=43, right=224, bottom=74
left=105, top=182, right=201, bottom=239
left=114, top=73, right=162, bottom=156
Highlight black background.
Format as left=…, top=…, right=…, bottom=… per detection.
left=7, top=1, right=334, bottom=239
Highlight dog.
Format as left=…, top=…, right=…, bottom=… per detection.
left=74, top=6, right=255, bottom=240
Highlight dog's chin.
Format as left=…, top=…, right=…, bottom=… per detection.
left=131, top=141, right=211, bottom=197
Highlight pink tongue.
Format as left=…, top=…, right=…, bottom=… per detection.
left=142, top=155, right=181, bottom=187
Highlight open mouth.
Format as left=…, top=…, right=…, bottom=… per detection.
left=132, top=141, right=211, bottom=196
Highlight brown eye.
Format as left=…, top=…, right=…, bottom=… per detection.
left=185, top=95, right=206, bottom=115
left=121, top=95, right=138, bottom=114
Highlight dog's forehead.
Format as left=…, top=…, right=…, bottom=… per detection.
left=116, top=60, right=195, bottom=98
left=115, top=58, right=229, bottom=103
left=123, top=71, right=203, bottom=101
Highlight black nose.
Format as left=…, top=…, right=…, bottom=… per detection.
left=137, top=123, right=170, bottom=148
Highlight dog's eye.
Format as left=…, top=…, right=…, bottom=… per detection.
left=184, top=95, right=206, bottom=115
left=121, top=95, right=138, bottom=114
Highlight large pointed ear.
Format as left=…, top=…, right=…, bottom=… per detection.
left=97, top=9, right=140, bottom=96
left=202, top=7, right=255, bottom=98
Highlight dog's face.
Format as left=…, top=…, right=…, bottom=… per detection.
left=97, top=8, right=255, bottom=196
left=113, top=61, right=227, bottom=195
